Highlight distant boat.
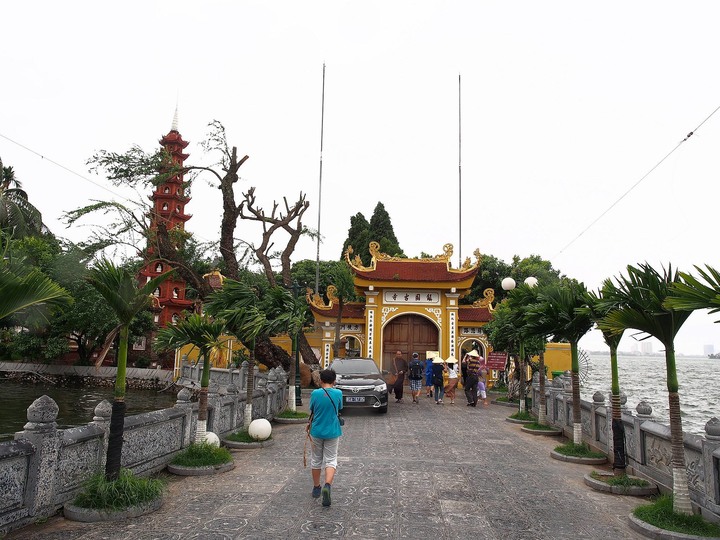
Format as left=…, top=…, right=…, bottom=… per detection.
left=708, top=353, right=720, bottom=359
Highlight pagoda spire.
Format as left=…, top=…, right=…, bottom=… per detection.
left=171, top=104, right=179, bottom=132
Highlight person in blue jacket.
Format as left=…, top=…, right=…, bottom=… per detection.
left=309, top=369, right=343, bottom=507
left=424, top=354, right=434, bottom=397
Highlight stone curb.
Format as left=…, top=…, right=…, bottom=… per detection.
left=166, top=461, right=236, bottom=476
left=63, top=497, right=163, bottom=522
left=584, top=473, right=658, bottom=496
left=492, top=400, right=520, bottom=408
left=273, top=417, right=309, bottom=424
left=505, top=417, right=536, bottom=424
left=550, top=450, right=607, bottom=465
left=628, top=514, right=710, bottom=540
left=520, top=426, right=564, bottom=436
left=221, top=437, right=275, bottom=450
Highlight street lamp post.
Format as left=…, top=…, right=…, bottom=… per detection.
left=501, top=276, right=537, bottom=413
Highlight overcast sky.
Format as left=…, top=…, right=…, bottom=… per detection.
left=3, top=1, right=720, bottom=356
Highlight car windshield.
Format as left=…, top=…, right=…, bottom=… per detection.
left=331, top=359, right=380, bottom=375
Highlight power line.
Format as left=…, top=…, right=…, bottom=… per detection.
left=554, top=104, right=720, bottom=258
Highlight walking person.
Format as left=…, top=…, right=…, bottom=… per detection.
left=407, top=352, right=425, bottom=403
left=464, top=349, right=482, bottom=406
left=444, top=356, right=459, bottom=404
left=392, top=350, right=407, bottom=403
left=424, top=354, right=434, bottom=398
left=477, top=360, right=489, bottom=406
left=308, top=369, right=343, bottom=507
left=432, top=355, right=447, bottom=404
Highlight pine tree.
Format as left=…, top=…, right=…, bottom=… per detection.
left=369, top=202, right=403, bottom=259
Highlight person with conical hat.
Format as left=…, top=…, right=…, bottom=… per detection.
left=463, top=349, right=482, bottom=407
left=431, top=355, right=447, bottom=404
left=444, top=355, right=459, bottom=404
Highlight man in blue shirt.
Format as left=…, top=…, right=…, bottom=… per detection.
left=309, top=369, right=343, bottom=507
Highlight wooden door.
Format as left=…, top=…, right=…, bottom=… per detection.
left=382, top=315, right=438, bottom=374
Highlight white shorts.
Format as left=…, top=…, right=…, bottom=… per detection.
left=310, top=436, right=340, bottom=470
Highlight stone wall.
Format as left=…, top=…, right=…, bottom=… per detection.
left=0, top=367, right=288, bottom=534
left=531, top=371, right=720, bottom=522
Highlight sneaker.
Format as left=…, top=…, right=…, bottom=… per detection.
left=322, top=483, right=332, bottom=507
left=312, top=485, right=322, bottom=498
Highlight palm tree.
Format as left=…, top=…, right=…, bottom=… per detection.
left=0, top=232, right=71, bottom=323
left=155, top=313, right=227, bottom=443
left=581, top=280, right=627, bottom=473
left=528, top=280, right=593, bottom=444
left=259, top=286, right=308, bottom=412
left=87, top=259, right=171, bottom=480
left=204, top=279, right=267, bottom=430
left=600, top=263, right=693, bottom=515
left=0, top=159, right=44, bottom=238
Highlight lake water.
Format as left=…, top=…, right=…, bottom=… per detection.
left=0, top=380, right=178, bottom=441
left=581, top=353, right=720, bottom=435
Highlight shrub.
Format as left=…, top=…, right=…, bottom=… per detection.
left=634, top=495, right=720, bottom=537
left=554, top=442, right=606, bottom=458
left=225, top=430, right=272, bottom=443
left=171, top=442, right=232, bottom=467
left=509, top=410, right=535, bottom=421
left=590, top=471, right=649, bottom=488
left=73, top=469, right=165, bottom=510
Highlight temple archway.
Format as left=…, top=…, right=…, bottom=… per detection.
left=382, top=314, right=439, bottom=373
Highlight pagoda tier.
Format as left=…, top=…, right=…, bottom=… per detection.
left=137, top=118, right=193, bottom=328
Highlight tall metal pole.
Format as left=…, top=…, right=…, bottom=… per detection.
left=315, top=64, right=326, bottom=295
left=458, top=73, right=462, bottom=268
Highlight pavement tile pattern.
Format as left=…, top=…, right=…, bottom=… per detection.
left=8, top=394, right=646, bottom=539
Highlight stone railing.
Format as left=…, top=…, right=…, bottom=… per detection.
left=531, top=372, right=720, bottom=522
left=0, top=367, right=288, bottom=534
left=0, top=361, right=174, bottom=384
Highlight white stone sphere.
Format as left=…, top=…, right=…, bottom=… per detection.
left=248, top=419, right=272, bottom=441
left=501, top=277, right=516, bottom=291
left=203, top=431, right=220, bottom=447
left=524, top=276, right=538, bottom=288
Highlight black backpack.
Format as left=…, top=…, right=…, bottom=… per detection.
left=408, top=359, right=424, bottom=380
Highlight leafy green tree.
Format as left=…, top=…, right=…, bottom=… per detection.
left=0, top=158, right=45, bottom=238
left=528, top=280, right=593, bottom=444
left=600, top=263, right=693, bottom=514
left=87, top=259, right=171, bottom=481
left=0, top=234, right=71, bottom=325
left=155, top=313, right=227, bottom=442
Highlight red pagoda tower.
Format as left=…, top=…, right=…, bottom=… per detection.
left=138, top=112, right=195, bottom=328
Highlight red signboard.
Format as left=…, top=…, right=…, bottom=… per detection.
left=487, top=351, right=508, bottom=370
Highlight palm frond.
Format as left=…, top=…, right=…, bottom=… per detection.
left=0, top=265, right=72, bottom=322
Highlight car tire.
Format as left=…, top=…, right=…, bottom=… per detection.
left=378, top=405, right=388, bottom=414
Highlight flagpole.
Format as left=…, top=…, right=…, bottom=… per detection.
left=458, top=73, right=462, bottom=268
left=315, top=64, right=326, bottom=295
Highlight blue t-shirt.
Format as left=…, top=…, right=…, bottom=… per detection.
left=309, top=387, right=343, bottom=439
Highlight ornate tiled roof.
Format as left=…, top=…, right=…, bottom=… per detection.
left=346, top=242, right=481, bottom=283
left=458, top=306, right=493, bottom=322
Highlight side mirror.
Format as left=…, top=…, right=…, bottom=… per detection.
left=381, top=369, right=389, bottom=375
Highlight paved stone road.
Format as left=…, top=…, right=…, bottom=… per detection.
left=8, top=394, right=646, bottom=539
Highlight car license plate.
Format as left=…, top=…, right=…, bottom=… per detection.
left=346, top=396, right=365, bottom=403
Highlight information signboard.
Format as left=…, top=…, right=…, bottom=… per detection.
left=487, top=351, right=507, bottom=370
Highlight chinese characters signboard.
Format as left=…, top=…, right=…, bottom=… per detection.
left=383, top=290, right=440, bottom=305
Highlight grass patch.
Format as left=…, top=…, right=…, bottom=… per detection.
left=170, top=442, right=232, bottom=467
left=276, top=410, right=309, bottom=419
left=509, top=410, right=536, bottom=421
left=590, top=471, right=649, bottom=487
left=554, top=442, right=606, bottom=458
left=225, top=429, right=272, bottom=443
left=73, top=469, right=165, bottom=510
left=523, top=422, right=556, bottom=431
left=634, top=495, right=720, bottom=537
